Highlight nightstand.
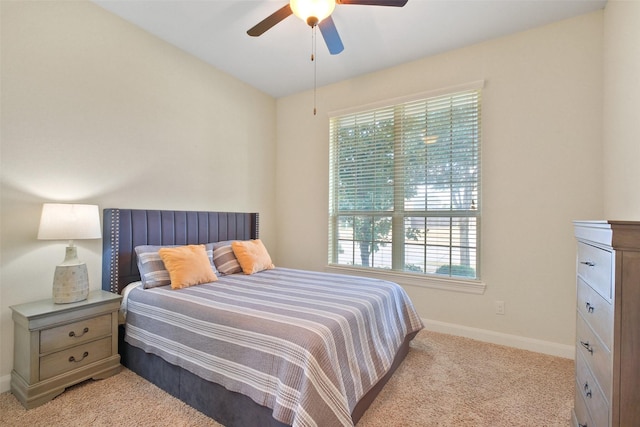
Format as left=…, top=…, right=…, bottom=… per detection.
left=10, top=290, right=122, bottom=409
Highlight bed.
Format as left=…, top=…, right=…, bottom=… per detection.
left=101, top=208, right=423, bottom=427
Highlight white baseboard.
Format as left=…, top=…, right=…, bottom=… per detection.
left=1, top=374, right=11, bottom=394
left=422, top=318, right=575, bottom=359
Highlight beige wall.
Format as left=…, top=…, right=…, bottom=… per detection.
left=276, top=12, right=605, bottom=353
left=603, top=0, right=640, bottom=219
left=0, top=1, right=276, bottom=386
left=3, top=0, right=639, bottom=394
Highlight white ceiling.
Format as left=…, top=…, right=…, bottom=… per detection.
left=92, top=0, right=607, bottom=98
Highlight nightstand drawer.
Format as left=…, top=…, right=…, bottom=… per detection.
left=577, top=277, right=613, bottom=351
left=40, top=336, right=112, bottom=381
left=577, top=312, right=612, bottom=402
left=576, top=351, right=609, bottom=427
left=40, top=313, right=112, bottom=354
left=577, top=242, right=613, bottom=301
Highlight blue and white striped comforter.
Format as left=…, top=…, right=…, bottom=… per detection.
left=125, top=268, right=423, bottom=427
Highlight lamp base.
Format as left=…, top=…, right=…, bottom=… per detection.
left=52, top=246, right=90, bottom=304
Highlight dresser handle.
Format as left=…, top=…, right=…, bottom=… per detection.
left=580, top=261, right=595, bottom=267
left=69, top=327, right=89, bottom=338
left=580, top=340, right=594, bottom=354
left=584, top=382, right=592, bottom=398
left=69, top=351, right=89, bottom=363
left=585, top=302, right=595, bottom=313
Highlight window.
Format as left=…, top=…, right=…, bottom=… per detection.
left=329, top=87, right=481, bottom=279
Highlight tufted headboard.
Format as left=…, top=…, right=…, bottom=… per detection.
left=101, top=209, right=259, bottom=294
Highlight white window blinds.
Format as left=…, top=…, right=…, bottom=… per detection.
left=329, top=88, right=481, bottom=278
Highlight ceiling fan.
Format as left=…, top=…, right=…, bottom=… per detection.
left=247, top=0, right=408, bottom=55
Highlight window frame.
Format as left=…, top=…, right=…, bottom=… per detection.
left=327, top=82, right=485, bottom=293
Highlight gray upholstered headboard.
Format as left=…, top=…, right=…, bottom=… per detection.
left=101, top=209, right=259, bottom=294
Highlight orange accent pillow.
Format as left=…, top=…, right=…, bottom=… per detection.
left=158, top=244, right=218, bottom=289
left=231, top=239, right=275, bottom=275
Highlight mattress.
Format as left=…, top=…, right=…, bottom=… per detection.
left=123, top=268, right=423, bottom=427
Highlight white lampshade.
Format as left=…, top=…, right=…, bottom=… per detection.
left=38, top=203, right=101, bottom=241
left=290, top=0, right=336, bottom=26
left=37, top=203, right=101, bottom=304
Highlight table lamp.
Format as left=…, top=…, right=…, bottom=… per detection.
left=37, top=203, right=101, bottom=304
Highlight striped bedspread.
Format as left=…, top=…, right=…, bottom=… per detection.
left=124, top=268, right=423, bottom=427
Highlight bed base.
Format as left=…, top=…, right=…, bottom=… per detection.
left=119, top=326, right=416, bottom=426
left=119, top=326, right=287, bottom=426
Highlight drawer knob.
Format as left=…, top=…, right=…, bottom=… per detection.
left=68, top=351, right=89, bottom=363
left=580, top=261, right=596, bottom=267
left=585, top=302, right=595, bottom=313
left=69, top=327, right=89, bottom=338
left=580, top=340, right=594, bottom=354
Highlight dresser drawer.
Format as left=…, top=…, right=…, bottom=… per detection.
left=576, top=351, right=609, bottom=427
left=40, top=337, right=112, bottom=381
left=40, top=313, right=112, bottom=354
left=577, top=242, right=613, bottom=301
left=577, top=312, right=612, bottom=402
left=577, top=277, right=613, bottom=351
left=573, top=386, right=596, bottom=427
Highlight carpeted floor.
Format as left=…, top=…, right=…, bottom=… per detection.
left=0, top=330, right=575, bottom=426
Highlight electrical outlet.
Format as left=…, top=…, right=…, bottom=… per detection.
left=495, top=301, right=505, bottom=315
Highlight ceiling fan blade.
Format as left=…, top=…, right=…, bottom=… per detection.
left=318, top=16, right=344, bottom=55
left=247, top=4, right=293, bottom=37
left=336, top=0, right=408, bottom=6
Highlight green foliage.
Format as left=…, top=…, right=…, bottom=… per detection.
left=404, top=264, right=424, bottom=273
left=435, top=264, right=476, bottom=278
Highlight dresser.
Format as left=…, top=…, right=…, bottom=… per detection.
left=572, top=221, right=640, bottom=427
left=10, top=290, right=122, bottom=409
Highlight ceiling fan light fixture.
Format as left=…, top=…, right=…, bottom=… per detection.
left=290, top=0, right=336, bottom=27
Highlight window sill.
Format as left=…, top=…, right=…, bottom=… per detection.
left=324, top=264, right=486, bottom=295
